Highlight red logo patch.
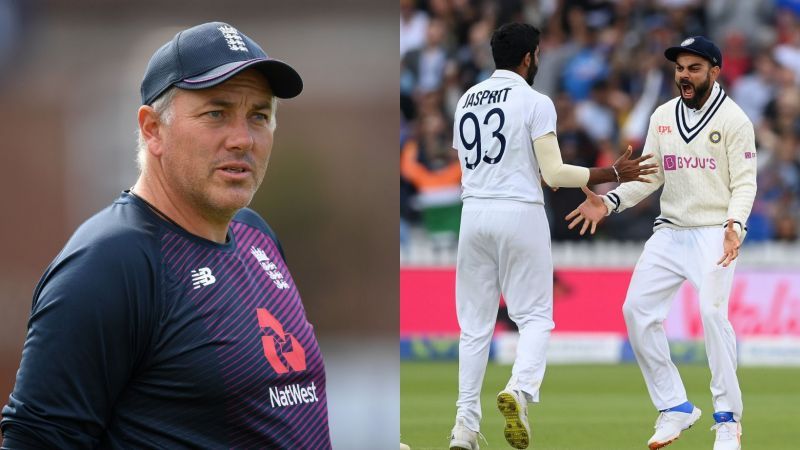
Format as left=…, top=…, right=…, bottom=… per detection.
left=658, top=125, right=672, bottom=134
left=257, top=308, right=307, bottom=374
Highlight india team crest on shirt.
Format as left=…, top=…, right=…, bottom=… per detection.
left=250, top=246, right=290, bottom=289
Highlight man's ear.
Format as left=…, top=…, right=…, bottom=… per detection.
left=709, top=65, right=721, bottom=82
left=138, top=105, right=165, bottom=157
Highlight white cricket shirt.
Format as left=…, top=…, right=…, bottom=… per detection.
left=452, top=69, right=557, bottom=204
left=603, top=83, right=757, bottom=235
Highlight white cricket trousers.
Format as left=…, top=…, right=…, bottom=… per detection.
left=455, top=199, right=554, bottom=432
left=623, top=227, right=742, bottom=420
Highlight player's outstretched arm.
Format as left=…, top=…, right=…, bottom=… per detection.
left=587, top=145, right=658, bottom=185
left=564, top=186, right=608, bottom=235
left=533, top=134, right=657, bottom=187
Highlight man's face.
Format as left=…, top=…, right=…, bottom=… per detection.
left=525, top=46, right=539, bottom=85
left=157, top=69, right=274, bottom=220
left=674, top=53, right=718, bottom=109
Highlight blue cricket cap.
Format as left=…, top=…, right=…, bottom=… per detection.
left=664, top=36, right=722, bottom=68
left=140, top=22, right=303, bottom=105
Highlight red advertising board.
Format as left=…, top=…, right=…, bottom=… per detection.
left=400, top=267, right=460, bottom=334
left=666, top=271, right=800, bottom=339
left=401, top=268, right=800, bottom=339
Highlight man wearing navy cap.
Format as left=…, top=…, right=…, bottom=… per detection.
left=567, top=35, right=754, bottom=450
left=1, top=22, right=330, bottom=449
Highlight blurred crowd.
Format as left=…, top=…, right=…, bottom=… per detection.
left=400, top=0, right=800, bottom=249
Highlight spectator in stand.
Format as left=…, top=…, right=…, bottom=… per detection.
left=400, top=111, right=462, bottom=248
left=718, top=31, right=751, bottom=86
left=575, top=80, right=618, bottom=144
left=401, top=0, right=429, bottom=58
left=402, top=18, right=451, bottom=96
left=731, top=53, right=779, bottom=125
left=545, top=93, right=599, bottom=241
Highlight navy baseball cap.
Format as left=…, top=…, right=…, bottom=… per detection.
left=664, top=36, right=722, bottom=68
left=140, top=22, right=303, bottom=105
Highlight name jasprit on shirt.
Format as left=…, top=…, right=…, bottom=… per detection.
left=461, top=87, right=512, bottom=109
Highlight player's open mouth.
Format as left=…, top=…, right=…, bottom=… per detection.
left=680, top=82, right=694, bottom=98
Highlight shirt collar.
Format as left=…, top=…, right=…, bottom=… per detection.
left=491, top=69, right=530, bottom=86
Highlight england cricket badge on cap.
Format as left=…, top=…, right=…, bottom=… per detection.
left=681, top=38, right=695, bottom=46
left=218, top=25, right=249, bottom=52
left=709, top=130, right=721, bottom=144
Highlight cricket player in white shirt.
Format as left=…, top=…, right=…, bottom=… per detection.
left=566, top=36, right=756, bottom=450
left=448, top=23, right=657, bottom=450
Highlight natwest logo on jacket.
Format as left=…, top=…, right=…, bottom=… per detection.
left=257, top=308, right=307, bottom=374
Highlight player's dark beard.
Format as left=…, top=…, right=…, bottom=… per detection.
left=677, top=76, right=711, bottom=110
left=526, top=61, right=538, bottom=85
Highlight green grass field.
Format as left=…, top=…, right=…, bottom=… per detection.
left=401, top=362, right=800, bottom=450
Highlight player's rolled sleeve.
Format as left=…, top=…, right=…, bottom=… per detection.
left=1, top=242, right=155, bottom=448
left=532, top=133, right=590, bottom=187
left=604, top=115, right=664, bottom=213
left=724, top=119, right=757, bottom=230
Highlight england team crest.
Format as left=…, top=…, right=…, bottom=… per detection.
left=250, top=246, right=289, bottom=289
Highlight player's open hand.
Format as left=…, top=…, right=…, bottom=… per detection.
left=613, top=145, right=658, bottom=183
left=565, top=186, right=608, bottom=235
left=717, top=219, right=741, bottom=267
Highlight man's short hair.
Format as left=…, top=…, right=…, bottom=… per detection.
left=490, top=23, right=541, bottom=70
left=136, top=87, right=178, bottom=172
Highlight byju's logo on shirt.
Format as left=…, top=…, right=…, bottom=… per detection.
left=663, top=154, right=717, bottom=171
left=250, top=246, right=290, bottom=289
left=190, top=267, right=216, bottom=289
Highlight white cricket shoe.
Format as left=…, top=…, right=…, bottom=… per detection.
left=712, top=421, right=741, bottom=450
left=496, top=389, right=530, bottom=449
left=647, top=407, right=702, bottom=449
left=449, top=419, right=479, bottom=450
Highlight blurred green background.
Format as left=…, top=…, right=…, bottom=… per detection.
left=0, top=1, right=398, bottom=448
